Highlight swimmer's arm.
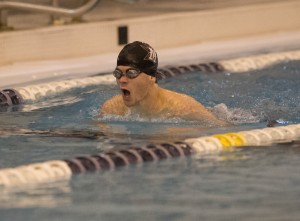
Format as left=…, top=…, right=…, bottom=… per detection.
left=187, top=111, right=231, bottom=126
left=181, top=97, right=231, bottom=126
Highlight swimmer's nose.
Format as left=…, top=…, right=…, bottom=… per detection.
left=118, top=74, right=129, bottom=83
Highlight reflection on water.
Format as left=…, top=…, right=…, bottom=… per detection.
left=0, top=180, right=71, bottom=208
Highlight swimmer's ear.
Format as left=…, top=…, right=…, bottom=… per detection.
left=149, top=76, right=156, bottom=83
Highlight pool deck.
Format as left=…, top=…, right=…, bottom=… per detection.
left=1, top=0, right=300, bottom=88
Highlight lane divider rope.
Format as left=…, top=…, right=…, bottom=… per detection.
left=1, top=123, right=299, bottom=188
left=1, top=50, right=300, bottom=107
left=219, top=50, right=300, bottom=73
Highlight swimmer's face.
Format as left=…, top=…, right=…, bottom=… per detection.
left=115, top=66, right=155, bottom=107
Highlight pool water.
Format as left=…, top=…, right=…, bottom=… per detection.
left=0, top=61, right=300, bottom=220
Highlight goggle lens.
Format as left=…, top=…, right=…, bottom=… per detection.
left=113, top=68, right=141, bottom=79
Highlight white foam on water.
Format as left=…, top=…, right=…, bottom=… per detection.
left=209, top=103, right=262, bottom=124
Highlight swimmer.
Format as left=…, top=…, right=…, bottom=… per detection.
left=100, top=41, right=230, bottom=127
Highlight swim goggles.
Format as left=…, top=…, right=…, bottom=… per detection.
left=113, top=68, right=141, bottom=79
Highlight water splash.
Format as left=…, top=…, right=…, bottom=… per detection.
left=209, top=103, right=262, bottom=124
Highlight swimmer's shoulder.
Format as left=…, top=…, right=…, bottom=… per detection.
left=100, top=95, right=127, bottom=115
left=161, top=88, right=204, bottom=108
left=160, top=88, right=230, bottom=126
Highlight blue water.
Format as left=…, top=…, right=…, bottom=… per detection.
left=0, top=60, right=300, bottom=220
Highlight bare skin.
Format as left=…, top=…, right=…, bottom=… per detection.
left=100, top=66, right=230, bottom=127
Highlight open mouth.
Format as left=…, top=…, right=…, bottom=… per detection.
left=121, top=89, right=131, bottom=97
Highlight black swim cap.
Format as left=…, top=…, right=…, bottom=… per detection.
left=117, top=41, right=158, bottom=77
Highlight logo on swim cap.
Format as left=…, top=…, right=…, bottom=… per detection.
left=140, top=44, right=157, bottom=64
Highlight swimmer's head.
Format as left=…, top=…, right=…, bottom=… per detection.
left=117, top=41, right=158, bottom=77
